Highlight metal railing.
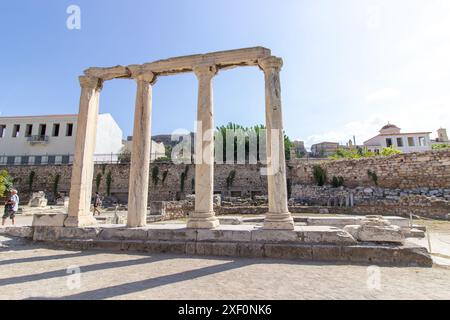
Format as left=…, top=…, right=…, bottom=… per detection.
left=27, top=135, right=49, bottom=144
left=0, top=153, right=168, bottom=166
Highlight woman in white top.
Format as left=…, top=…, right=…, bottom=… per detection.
left=2, top=189, right=19, bottom=226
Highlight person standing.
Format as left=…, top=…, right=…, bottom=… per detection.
left=93, top=192, right=102, bottom=216
left=2, top=189, right=19, bottom=226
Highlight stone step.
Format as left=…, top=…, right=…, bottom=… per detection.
left=45, top=238, right=432, bottom=267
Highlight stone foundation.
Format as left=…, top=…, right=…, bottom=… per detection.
left=0, top=224, right=433, bottom=267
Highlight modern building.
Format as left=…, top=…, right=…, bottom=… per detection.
left=122, top=136, right=166, bottom=161
left=432, top=128, right=449, bottom=145
left=292, top=140, right=307, bottom=157
left=363, top=123, right=432, bottom=153
left=310, top=142, right=339, bottom=157
left=0, top=113, right=124, bottom=165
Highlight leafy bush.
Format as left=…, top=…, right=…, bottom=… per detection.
left=0, top=170, right=13, bottom=197
left=380, top=146, right=401, bottom=156
left=331, top=176, right=344, bottom=188
left=152, top=166, right=160, bottom=186
left=312, top=165, right=327, bottom=186
left=95, top=173, right=102, bottom=192
left=53, top=174, right=61, bottom=198
left=161, top=170, right=169, bottom=185
left=106, top=171, right=113, bottom=196
left=432, top=143, right=450, bottom=150
left=28, top=171, right=36, bottom=192
left=367, top=170, right=378, bottom=186
left=329, top=147, right=376, bottom=160
left=226, top=170, right=236, bottom=190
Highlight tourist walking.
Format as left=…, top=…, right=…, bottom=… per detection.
left=93, top=192, right=103, bottom=216
left=2, top=189, right=19, bottom=226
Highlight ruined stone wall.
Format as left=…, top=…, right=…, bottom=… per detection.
left=3, top=150, right=450, bottom=219
left=4, top=163, right=267, bottom=202
left=289, top=149, right=450, bottom=189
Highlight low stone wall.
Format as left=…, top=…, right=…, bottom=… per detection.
left=291, top=185, right=450, bottom=219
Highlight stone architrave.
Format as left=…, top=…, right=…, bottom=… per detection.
left=127, top=72, right=156, bottom=228
left=66, top=76, right=102, bottom=227
left=187, top=64, right=220, bottom=229
left=259, top=56, right=294, bottom=230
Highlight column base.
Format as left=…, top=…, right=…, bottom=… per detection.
left=64, top=215, right=98, bottom=227
left=187, top=213, right=220, bottom=229
left=263, top=212, right=295, bottom=230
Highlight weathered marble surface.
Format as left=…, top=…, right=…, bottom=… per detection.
left=187, top=65, right=220, bottom=229
left=259, top=56, right=294, bottom=230
left=84, top=47, right=271, bottom=79
left=344, top=216, right=405, bottom=243
left=32, top=213, right=68, bottom=227
left=127, top=73, right=154, bottom=228
left=66, top=76, right=102, bottom=227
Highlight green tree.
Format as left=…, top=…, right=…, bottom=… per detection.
left=215, top=122, right=292, bottom=162
left=312, top=165, right=327, bottom=186
left=95, top=173, right=102, bottom=192
left=152, top=166, right=160, bottom=186
left=28, top=171, right=36, bottom=193
left=106, top=171, right=113, bottom=196
left=52, top=174, right=61, bottom=198
left=0, top=170, right=13, bottom=197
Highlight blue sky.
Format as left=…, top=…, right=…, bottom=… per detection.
left=0, top=0, right=449, bottom=148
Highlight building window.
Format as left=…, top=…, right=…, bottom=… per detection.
left=396, top=137, right=404, bottom=147
left=386, top=138, right=393, bottom=147
left=61, top=155, right=70, bottom=164
left=0, top=125, right=6, bottom=138
left=25, top=124, right=33, bottom=137
left=38, top=124, right=47, bottom=136
left=66, top=123, right=74, bottom=136
left=6, top=156, right=15, bottom=165
left=47, top=155, right=56, bottom=164
left=408, top=137, right=415, bottom=147
left=52, top=123, right=60, bottom=137
left=418, top=136, right=426, bottom=147
left=12, top=124, right=20, bottom=138
left=21, top=156, right=29, bottom=165
left=34, top=156, right=42, bottom=165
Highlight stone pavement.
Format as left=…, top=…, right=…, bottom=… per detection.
left=0, top=235, right=449, bottom=300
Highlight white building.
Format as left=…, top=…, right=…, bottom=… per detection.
left=122, top=136, right=166, bottom=161
left=363, top=123, right=432, bottom=154
left=0, top=113, right=124, bottom=165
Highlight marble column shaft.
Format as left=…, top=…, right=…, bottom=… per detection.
left=259, top=57, right=294, bottom=230
left=127, top=73, right=155, bottom=227
left=187, top=64, right=220, bottom=229
left=66, top=76, right=103, bottom=227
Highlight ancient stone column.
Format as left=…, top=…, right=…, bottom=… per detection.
left=187, top=64, right=220, bottom=229
left=259, top=56, right=294, bottom=230
left=66, top=76, right=103, bottom=227
left=127, top=72, right=156, bottom=228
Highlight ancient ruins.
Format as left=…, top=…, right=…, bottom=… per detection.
left=66, top=47, right=294, bottom=230
left=0, top=48, right=435, bottom=267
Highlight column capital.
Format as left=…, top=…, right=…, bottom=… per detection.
left=193, top=64, right=217, bottom=80
left=79, top=76, right=103, bottom=90
left=133, top=71, right=157, bottom=85
left=258, top=56, right=283, bottom=72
